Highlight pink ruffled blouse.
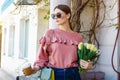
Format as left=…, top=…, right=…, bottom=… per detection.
left=34, top=29, right=83, bottom=68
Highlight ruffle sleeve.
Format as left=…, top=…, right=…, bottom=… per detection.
left=33, top=30, right=53, bottom=68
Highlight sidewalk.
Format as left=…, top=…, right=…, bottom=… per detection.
left=0, top=68, right=40, bottom=80
left=0, top=69, right=16, bottom=80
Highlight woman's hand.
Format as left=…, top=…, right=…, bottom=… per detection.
left=80, top=59, right=93, bottom=70
left=32, top=66, right=41, bottom=74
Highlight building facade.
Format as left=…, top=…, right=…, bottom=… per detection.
left=0, top=0, right=49, bottom=76
left=0, top=0, right=120, bottom=80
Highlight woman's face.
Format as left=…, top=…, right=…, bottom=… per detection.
left=51, top=8, right=70, bottom=25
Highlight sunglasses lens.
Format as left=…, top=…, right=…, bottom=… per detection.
left=56, top=13, right=61, bottom=18
left=51, top=13, right=62, bottom=19
left=51, top=14, right=55, bottom=19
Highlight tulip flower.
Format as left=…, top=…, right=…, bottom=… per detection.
left=78, top=42, right=83, bottom=50
left=77, top=42, right=100, bottom=73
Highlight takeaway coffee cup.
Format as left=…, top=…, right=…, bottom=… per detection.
left=22, top=63, right=33, bottom=76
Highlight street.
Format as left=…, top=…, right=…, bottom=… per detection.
left=0, top=69, right=16, bottom=80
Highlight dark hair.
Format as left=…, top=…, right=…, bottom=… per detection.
left=54, top=4, right=73, bottom=30
left=54, top=4, right=71, bottom=16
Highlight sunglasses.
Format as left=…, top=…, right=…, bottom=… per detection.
left=51, top=13, right=62, bottom=19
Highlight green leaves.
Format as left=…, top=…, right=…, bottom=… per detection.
left=77, top=42, right=99, bottom=72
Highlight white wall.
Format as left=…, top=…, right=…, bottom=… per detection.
left=80, top=0, right=119, bottom=79
left=94, top=0, right=119, bottom=80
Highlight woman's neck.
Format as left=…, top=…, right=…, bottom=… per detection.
left=59, top=23, right=72, bottom=32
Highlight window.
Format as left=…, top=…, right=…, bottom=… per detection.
left=3, top=28, right=7, bottom=55
left=8, top=26, right=15, bottom=57
left=19, top=19, right=29, bottom=58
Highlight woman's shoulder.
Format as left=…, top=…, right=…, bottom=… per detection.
left=74, top=32, right=83, bottom=38
left=39, top=29, right=55, bottom=44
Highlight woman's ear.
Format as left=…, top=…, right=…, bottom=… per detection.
left=67, top=13, right=71, bottom=19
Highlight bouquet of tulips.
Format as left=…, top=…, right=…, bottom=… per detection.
left=77, top=42, right=100, bottom=72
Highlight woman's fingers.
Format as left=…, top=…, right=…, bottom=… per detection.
left=32, top=67, right=40, bottom=73
left=80, top=60, right=93, bottom=69
left=80, top=60, right=88, bottom=69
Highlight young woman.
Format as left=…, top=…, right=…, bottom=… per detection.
left=32, top=4, right=93, bottom=80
